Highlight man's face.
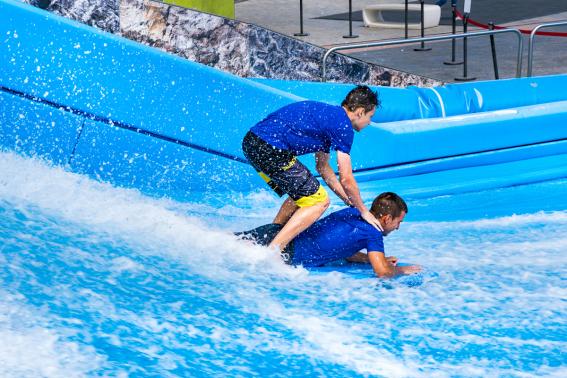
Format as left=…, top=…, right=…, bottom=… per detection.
left=381, top=211, right=406, bottom=236
left=352, top=106, right=376, bottom=132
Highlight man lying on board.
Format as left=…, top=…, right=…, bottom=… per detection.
left=236, top=192, right=421, bottom=278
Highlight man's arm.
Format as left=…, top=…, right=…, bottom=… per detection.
left=315, top=151, right=352, bottom=206
left=346, top=251, right=369, bottom=263
left=386, top=256, right=398, bottom=266
left=368, top=251, right=421, bottom=278
left=336, top=151, right=382, bottom=230
left=346, top=252, right=398, bottom=265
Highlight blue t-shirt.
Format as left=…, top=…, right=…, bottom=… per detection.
left=292, top=208, right=384, bottom=267
left=250, top=101, right=354, bottom=156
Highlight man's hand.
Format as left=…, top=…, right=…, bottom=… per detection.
left=361, top=210, right=383, bottom=231
left=369, top=252, right=422, bottom=278
left=396, top=265, right=422, bottom=275
left=386, top=256, right=398, bottom=266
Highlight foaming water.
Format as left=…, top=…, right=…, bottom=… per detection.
left=1, top=152, right=566, bottom=377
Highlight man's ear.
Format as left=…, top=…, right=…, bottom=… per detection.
left=381, top=214, right=392, bottom=224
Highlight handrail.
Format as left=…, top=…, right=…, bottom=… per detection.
left=322, top=29, right=524, bottom=82
left=527, top=20, right=567, bottom=77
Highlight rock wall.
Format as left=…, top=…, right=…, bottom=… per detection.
left=23, top=0, right=440, bottom=87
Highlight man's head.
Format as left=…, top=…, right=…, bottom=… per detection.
left=369, top=192, right=408, bottom=236
left=341, top=85, right=380, bottom=132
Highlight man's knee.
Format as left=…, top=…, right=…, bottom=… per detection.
left=321, top=195, right=330, bottom=209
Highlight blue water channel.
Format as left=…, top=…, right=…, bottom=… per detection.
left=1, top=152, right=565, bottom=377
left=1, top=0, right=566, bottom=376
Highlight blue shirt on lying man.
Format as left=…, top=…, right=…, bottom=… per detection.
left=237, top=192, right=421, bottom=278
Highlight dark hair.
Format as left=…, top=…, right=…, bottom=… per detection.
left=341, top=85, right=380, bottom=113
left=370, top=192, right=408, bottom=219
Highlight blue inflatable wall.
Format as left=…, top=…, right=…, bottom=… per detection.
left=1, top=0, right=566, bottom=203
left=253, top=76, right=567, bottom=123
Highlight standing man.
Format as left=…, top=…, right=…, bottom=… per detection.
left=242, top=85, right=381, bottom=252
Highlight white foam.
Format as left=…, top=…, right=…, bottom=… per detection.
left=0, top=152, right=291, bottom=279
left=410, top=210, right=567, bottom=229
left=0, top=291, right=104, bottom=377
left=2, top=151, right=565, bottom=377
left=110, top=256, right=143, bottom=273
left=0, top=152, right=421, bottom=375
left=261, top=302, right=417, bottom=377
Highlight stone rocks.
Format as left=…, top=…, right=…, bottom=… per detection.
left=22, top=0, right=440, bottom=87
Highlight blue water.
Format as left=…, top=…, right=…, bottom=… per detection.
left=1, top=151, right=566, bottom=377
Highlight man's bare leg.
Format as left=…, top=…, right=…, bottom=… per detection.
left=269, top=198, right=329, bottom=251
left=273, top=197, right=299, bottom=225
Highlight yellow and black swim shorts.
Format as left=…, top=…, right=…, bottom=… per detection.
left=242, top=131, right=328, bottom=207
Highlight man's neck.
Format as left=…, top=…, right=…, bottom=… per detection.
left=342, top=106, right=357, bottom=124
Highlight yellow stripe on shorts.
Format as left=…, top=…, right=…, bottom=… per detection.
left=281, top=157, right=297, bottom=171
left=294, top=185, right=328, bottom=208
left=258, top=171, right=271, bottom=183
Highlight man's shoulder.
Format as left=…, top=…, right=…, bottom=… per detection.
left=327, top=207, right=359, bottom=220
left=286, top=101, right=349, bottom=130
left=302, top=100, right=337, bottom=107
left=330, top=208, right=376, bottom=228
left=278, top=100, right=338, bottom=115
left=335, top=208, right=383, bottom=236
left=311, top=207, right=357, bottom=230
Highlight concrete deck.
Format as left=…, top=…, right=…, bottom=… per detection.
left=235, top=0, right=567, bottom=83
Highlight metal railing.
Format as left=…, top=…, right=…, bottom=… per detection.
left=527, top=20, right=567, bottom=77
left=322, top=29, right=524, bottom=82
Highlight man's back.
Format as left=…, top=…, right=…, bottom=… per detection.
left=292, top=207, right=384, bottom=267
left=250, top=101, right=353, bottom=156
